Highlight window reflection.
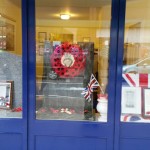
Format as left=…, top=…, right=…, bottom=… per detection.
left=36, top=0, right=111, bottom=121
left=121, top=0, right=150, bottom=123
left=0, top=0, right=22, bottom=118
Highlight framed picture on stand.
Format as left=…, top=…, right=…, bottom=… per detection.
left=142, top=88, right=150, bottom=118
left=121, top=87, right=141, bottom=114
left=0, top=81, right=13, bottom=109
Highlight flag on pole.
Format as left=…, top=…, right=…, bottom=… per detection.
left=81, top=87, right=91, bottom=101
left=122, top=73, right=150, bottom=87
left=81, top=74, right=100, bottom=101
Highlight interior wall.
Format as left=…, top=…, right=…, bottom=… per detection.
left=124, top=0, right=150, bottom=64
left=0, top=0, right=22, bottom=55
left=36, top=27, right=99, bottom=48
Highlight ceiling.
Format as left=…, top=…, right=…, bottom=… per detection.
left=35, top=0, right=110, bottom=7
left=36, top=0, right=111, bottom=20
left=10, top=0, right=111, bottom=20
left=10, top=0, right=137, bottom=20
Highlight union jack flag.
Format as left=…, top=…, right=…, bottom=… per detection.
left=122, top=73, right=150, bottom=87
left=81, top=74, right=99, bottom=101
left=121, top=115, right=141, bottom=122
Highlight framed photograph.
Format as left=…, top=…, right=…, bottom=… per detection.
left=121, top=87, right=141, bottom=114
left=142, top=88, right=150, bottom=118
left=0, top=81, right=13, bottom=109
left=0, top=15, right=16, bottom=51
left=38, top=32, right=47, bottom=42
left=38, top=43, right=44, bottom=55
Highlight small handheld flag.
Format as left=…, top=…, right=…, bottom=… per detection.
left=81, top=74, right=103, bottom=101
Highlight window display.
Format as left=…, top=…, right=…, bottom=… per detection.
left=36, top=40, right=109, bottom=121
left=36, top=42, right=96, bottom=120
left=36, top=0, right=111, bottom=121
left=121, top=0, right=150, bottom=123
left=0, top=0, right=22, bottom=118
left=0, top=81, right=13, bottom=109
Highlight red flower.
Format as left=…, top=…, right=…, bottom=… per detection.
left=50, top=43, right=86, bottom=78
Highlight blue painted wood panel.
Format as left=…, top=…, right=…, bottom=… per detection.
left=0, top=133, right=22, bottom=150
left=36, top=136, right=106, bottom=150
left=120, top=138, right=150, bottom=150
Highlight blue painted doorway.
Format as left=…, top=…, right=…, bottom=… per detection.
left=114, top=0, right=150, bottom=150
left=27, top=0, right=120, bottom=150
left=1, top=0, right=150, bottom=150
left=0, top=0, right=27, bottom=150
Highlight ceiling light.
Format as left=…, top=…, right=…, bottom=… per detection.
left=60, top=14, right=70, bottom=20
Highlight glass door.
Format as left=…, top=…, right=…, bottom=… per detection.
left=35, top=0, right=111, bottom=122
left=116, top=0, right=150, bottom=150
left=28, top=0, right=119, bottom=150
left=0, top=0, right=27, bottom=150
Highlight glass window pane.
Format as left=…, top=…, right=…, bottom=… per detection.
left=0, top=0, right=22, bottom=118
left=36, top=0, right=111, bottom=121
left=121, top=0, right=150, bottom=123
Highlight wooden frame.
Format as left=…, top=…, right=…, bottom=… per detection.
left=0, top=14, right=16, bottom=51
left=142, top=88, right=150, bottom=118
left=0, top=81, right=13, bottom=109
left=38, top=32, right=47, bottom=42
left=121, top=87, right=141, bottom=114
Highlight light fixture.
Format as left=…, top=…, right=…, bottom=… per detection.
left=60, top=14, right=70, bottom=20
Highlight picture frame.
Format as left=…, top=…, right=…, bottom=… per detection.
left=121, top=87, right=141, bottom=114
left=38, top=32, right=47, bottom=42
left=0, top=81, right=13, bottom=109
left=142, top=88, right=150, bottom=118
left=0, top=14, right=16, bottom=51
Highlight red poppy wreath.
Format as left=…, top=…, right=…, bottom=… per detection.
left=50, top=43, right=86, bottom=78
